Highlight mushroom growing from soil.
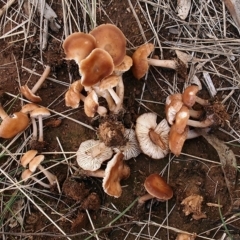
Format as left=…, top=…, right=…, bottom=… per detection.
left=138, top=173, right=173, bottom=207
left=79, top=48, right=114, bottom=87
left=62, top=32, right=96, bottom=64
left=135, top=113, right=170, bottom=159
left=89, top=23, right=126, bottom=66
left=132, top=43, right=187, bottom=80
left=76, top=139, right=113, bottom=171
left=0, top=104, right=29, bottom=139
left=20, top=65, right=51, bottom=103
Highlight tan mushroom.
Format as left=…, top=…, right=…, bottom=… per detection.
left=62, top=32, right=96, bottom=64
left=0, top=105, right=29, bottom=139
left=90, top=23, right=126, bottom=66
left=79, top=48, right=114, bottom=87
left=20, top=150, right=38, bottom=168
left=20, top=65, right=51, bottom=103
left=102, top=152, right=130, bottom=198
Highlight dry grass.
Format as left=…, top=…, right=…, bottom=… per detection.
left=0, top=0, right=240, bottom=239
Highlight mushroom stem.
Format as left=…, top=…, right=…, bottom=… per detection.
left=113, top=76, right=124, bottom=113
left=37, top=115, right=44, bottom=142
left=0, top=104, right=8, bottom=119
left=187, top=117, right=214, bottom=128
left=38, top=164, right=57, bottom=186
left=195, top=96, right=209, bottom=106
left=31, top=117, right=38, bottom=141
left=138, top=193, right=154, bottom=205
left=30, top=175, right=51, bottom=188
left=189, top=109, right=204, bottom=119
left=107, top=88, right=121, bottom=105
left=147, top=59, right=177, bottom=69
left=83, top=169, right=105, bottom=178
left=31, top=65, right=51, bottom=94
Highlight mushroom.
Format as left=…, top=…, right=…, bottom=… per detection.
left=28, top=154, right=57, bottom=187
left=76, top=139, right=113, bottom=171
left=62, top=32, right=96, bottom=64
left=30, top=107, right=51, bottom=143
left=0, top=105, right=29, bottom=139
left=65, top=80, right=85, bottom=109
left=89, top=23, right=126, bottom=66
left=20, top=65, right=51, bottom=103
left=135, top=113, right=170, bottom=159
left=20, top=153, right=57, bottom=189
left=182, top=85, right=209, bottom=107
left=117, top=128, right=141, bottom=160
left=20, top=150, right=38, bottom=168
left=79, top=48, right=114, bottom=87
left=21, top=103, right=40, bottom=141
left=102, top=152, right=130, bottom=198
left=138, top=173, right=173, bottom=206
left=84, top=90, right=107, bottom=117
left=132, top=43, right=187, bottom=80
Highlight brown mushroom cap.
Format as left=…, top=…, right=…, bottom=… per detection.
left=62, top=32, right=97, bottom=64
left=20, top=103, right=40, bottom=114
left=102, top=152, right=130, bottom=198
left=175, top=105, right=190, bottom=134
left=79, top=48, right=114, bottom=87
left=0, top=112, right=29, bottom=138
left=84, top=90, right=99, bottom=117
left=29, top=155, right=45, bottom=173
left=169, top=124, right=189, bottom=156
left=20, top=85, right=42, bottom=103
left=144, top=173, right=173, bottom=201
left=20, top=150, right=38, bottom=168
left=90, top=24, right=126, bottom=66
left=132, top=43, right=155, bottom=80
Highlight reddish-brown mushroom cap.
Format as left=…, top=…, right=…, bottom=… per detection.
left=102, top=152, right=130, bottom=198
left=79, top=48, right=114, bottom=87
left=90, top=24, right=126, bottom=66
left=62, top=32, right=97, bottom=64
left=144, top=173, right=173, bottom=201
left=0, top=112, right=29, bottom=138
left=169, top=124, right=189, bottom=156
left=182, top=85, right=209, bottom=107
left=132, top=43, right=155, bottom=80
left=175, top=105, right=190, bottom=134
left=84, top=90, right=99, bottom=117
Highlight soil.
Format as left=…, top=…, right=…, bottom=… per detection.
left=1, top=0, right=240, bottom=240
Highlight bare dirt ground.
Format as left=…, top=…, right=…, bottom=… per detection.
left=0, top=0, right=240, bottom=239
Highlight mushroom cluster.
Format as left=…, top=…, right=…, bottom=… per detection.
left=63, top=24, right=132, bottom=116
left=20, top=150, right=57, bottom=189
left=166, top=85, right=229, bottom=156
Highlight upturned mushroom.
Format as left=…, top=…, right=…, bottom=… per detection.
left=0, top=104, right=29, bottom=139
left=79, top=48, right=114, bottom=87
left=76, top=139, right=113, bottom=171
left=89, top=23, right=126, bottom=66
left=132, top=43, right=187, bottom=80
left=135, top=113, right=170, bottom=159
left=20, top=65, right=51, bottom=103
left=138, top=173, right=173, bottom=206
